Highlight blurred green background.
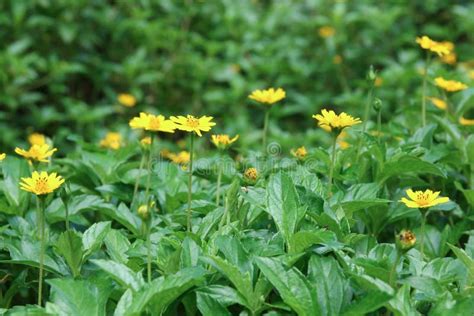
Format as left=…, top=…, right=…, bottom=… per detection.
left=1, top=0, right=473, bottom=151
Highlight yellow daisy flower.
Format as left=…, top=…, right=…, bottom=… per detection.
left=129, top=112, right=176, bottom=133
left=28, top=133, right=46, bottom=146
left=318, top=26, right=335, bottom=38
left=416, top=36, right=451, bottom=56
left=168, top=151, right=190, bottom=165
left=427, top=97, right=447, bottom=110
left=459, top=117, right=474, bottom=126
left=290, top=146, right=307, bottom=160
left=15, top=144, right=57, bottom=163
left=399, top=189, right=449, bottom=208
left=211, top=134, right=239, bottom=150
left=434, top=77, right=468, bottom=92
left=170, top=115, right=216, bottom=137
left=312, top=109, right=361, bottom=132
left=118, top=93, right=137, bottom=107
left=0, top=153, right=6, bottom=161
left=248, top=88, right=286, bottom=105
left=99, top=132, right=122, bottom=150
left=20, top=171, right=65, bottom=195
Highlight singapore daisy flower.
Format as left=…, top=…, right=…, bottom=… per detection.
left=170, top=115, right=216, bottom=137
left=15, top=144, right=57, bottom=163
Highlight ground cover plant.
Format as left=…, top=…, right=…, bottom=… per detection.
left=1, top=1, right=474, bottom=315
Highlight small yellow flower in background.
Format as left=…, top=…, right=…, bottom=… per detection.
left=0, top=153, right=6, bottom=161
left=416, top=36, right=451, bottom=56
left=168, top=151, right=190, bottom=165
left=427, top=97, right=447, bottom=110
left=469, top=70, right=474, bottom=80
left=399, top=189, right=449, bottom=208
left=20, top=171, right=64, bottom=195
left=243, top=167, right=258, bottom=183
left=100, top=132, right=122, bottom=150
left=129, top=112, right=176, bottom=133
left=170, top=115, right=216, bottom=137
left=290, top=146, right=307, bottom=160
left=248, top=88, right=286, bottom=105
left=15, top=144, right=57, bottom=163
left=211, top=134, right=239, bottom=150
left=337, top=130, right=350, bottom=149
left=318, top=26, right=335, bottom=38
left=459, top=117, right=474, bottom=126
left=312, top=109, right=361, bottom=132
left=333, top=55, right=343, bottom=65
left=434, top=77, right=468, bottom=92
left=374, top=77, right=383, bottom=87
left=140, top=136, right=152, bottom=147
left=118, top=93, right=137, bottom=107
left=28, top=133, right=46, bottom=146
left=439, top=41, right=456, bottom=65
left=396, top=230, right=416, bottom=251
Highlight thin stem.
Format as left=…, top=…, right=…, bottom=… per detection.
left=146, top=220, right=152, bottom=283
left=187, top=133, right=195, bottom=232
left=389, top=251, right=402, bottom=288
left=420, top=210, right=429, bottom=257
left=362, top=85, right=374, bottom=133
left=131, top=152, right=146, bottom=208
left=421, top=53, right=432, bottom=127
left=37, top=196, right=45, bottom=306
left=262, top=109, right=270, bottom=154
left=377, top=109, right=382, bottom=145
left=143, top=137, right=154, bottom=207
left=327, top=134, right=338, bottom=197
left=64, top=200, right=70, bottom=231
left=216, top=158, right=222, bottom=205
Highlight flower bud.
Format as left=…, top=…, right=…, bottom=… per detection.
left=367, top=65, right=377, bottom=82
left=243, top=168, right=258, bottom=184
left=396, top=230, right=416, bottom=252
left=373, top=98, right=382, bottom=111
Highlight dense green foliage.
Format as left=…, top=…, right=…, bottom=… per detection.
left=1, top=0, right=474, bottom=315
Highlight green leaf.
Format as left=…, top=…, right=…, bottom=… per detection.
left=308, top=255, right=348, bottom=316
left=377, top=155, right=446, bottom=184
left=266, top=171, right=304, bottom=244
left=55, top=230, right=83, bottom=278
left=91, top=259, right=144, bottom=291
left=255, top=256, right=319, bottom=316
left=448, top=243, right=474, bottom=286
left=82, top=221, right=111, bottom=259
left=47, top=278, right=113, bottom=316
left=203, top=255, right=258, bottom=311
left=115, top=267, right=206, bottom=316
left=104, top=229, right=131, bottom=264
left=288, top=230, right=340, bottom=254
left=1, top=156, right=29, bottom=210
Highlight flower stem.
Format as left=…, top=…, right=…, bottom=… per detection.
left=362, top=85, right=374, bottom=133
left=327, top=134, right=338, bottom=197
left=262, top=109, right=270, bottom=154
left=131, top=151, right=146, bottom=208
left=421, top=53, right=432, bottom=127
left=146, top=220, right=152, bottom=283
left=143, top=137, right=154, bottom=207
left=377, top=109, right=382, bottom=145
left=389, top=250, right=402, bottom=288
left=216, top=158, right=222, bottom=205
left=37, top=196, right=46, bottom=306
left=420, top=210, right=429, bottom=257
left=187, top=133, right=195, bottom=232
